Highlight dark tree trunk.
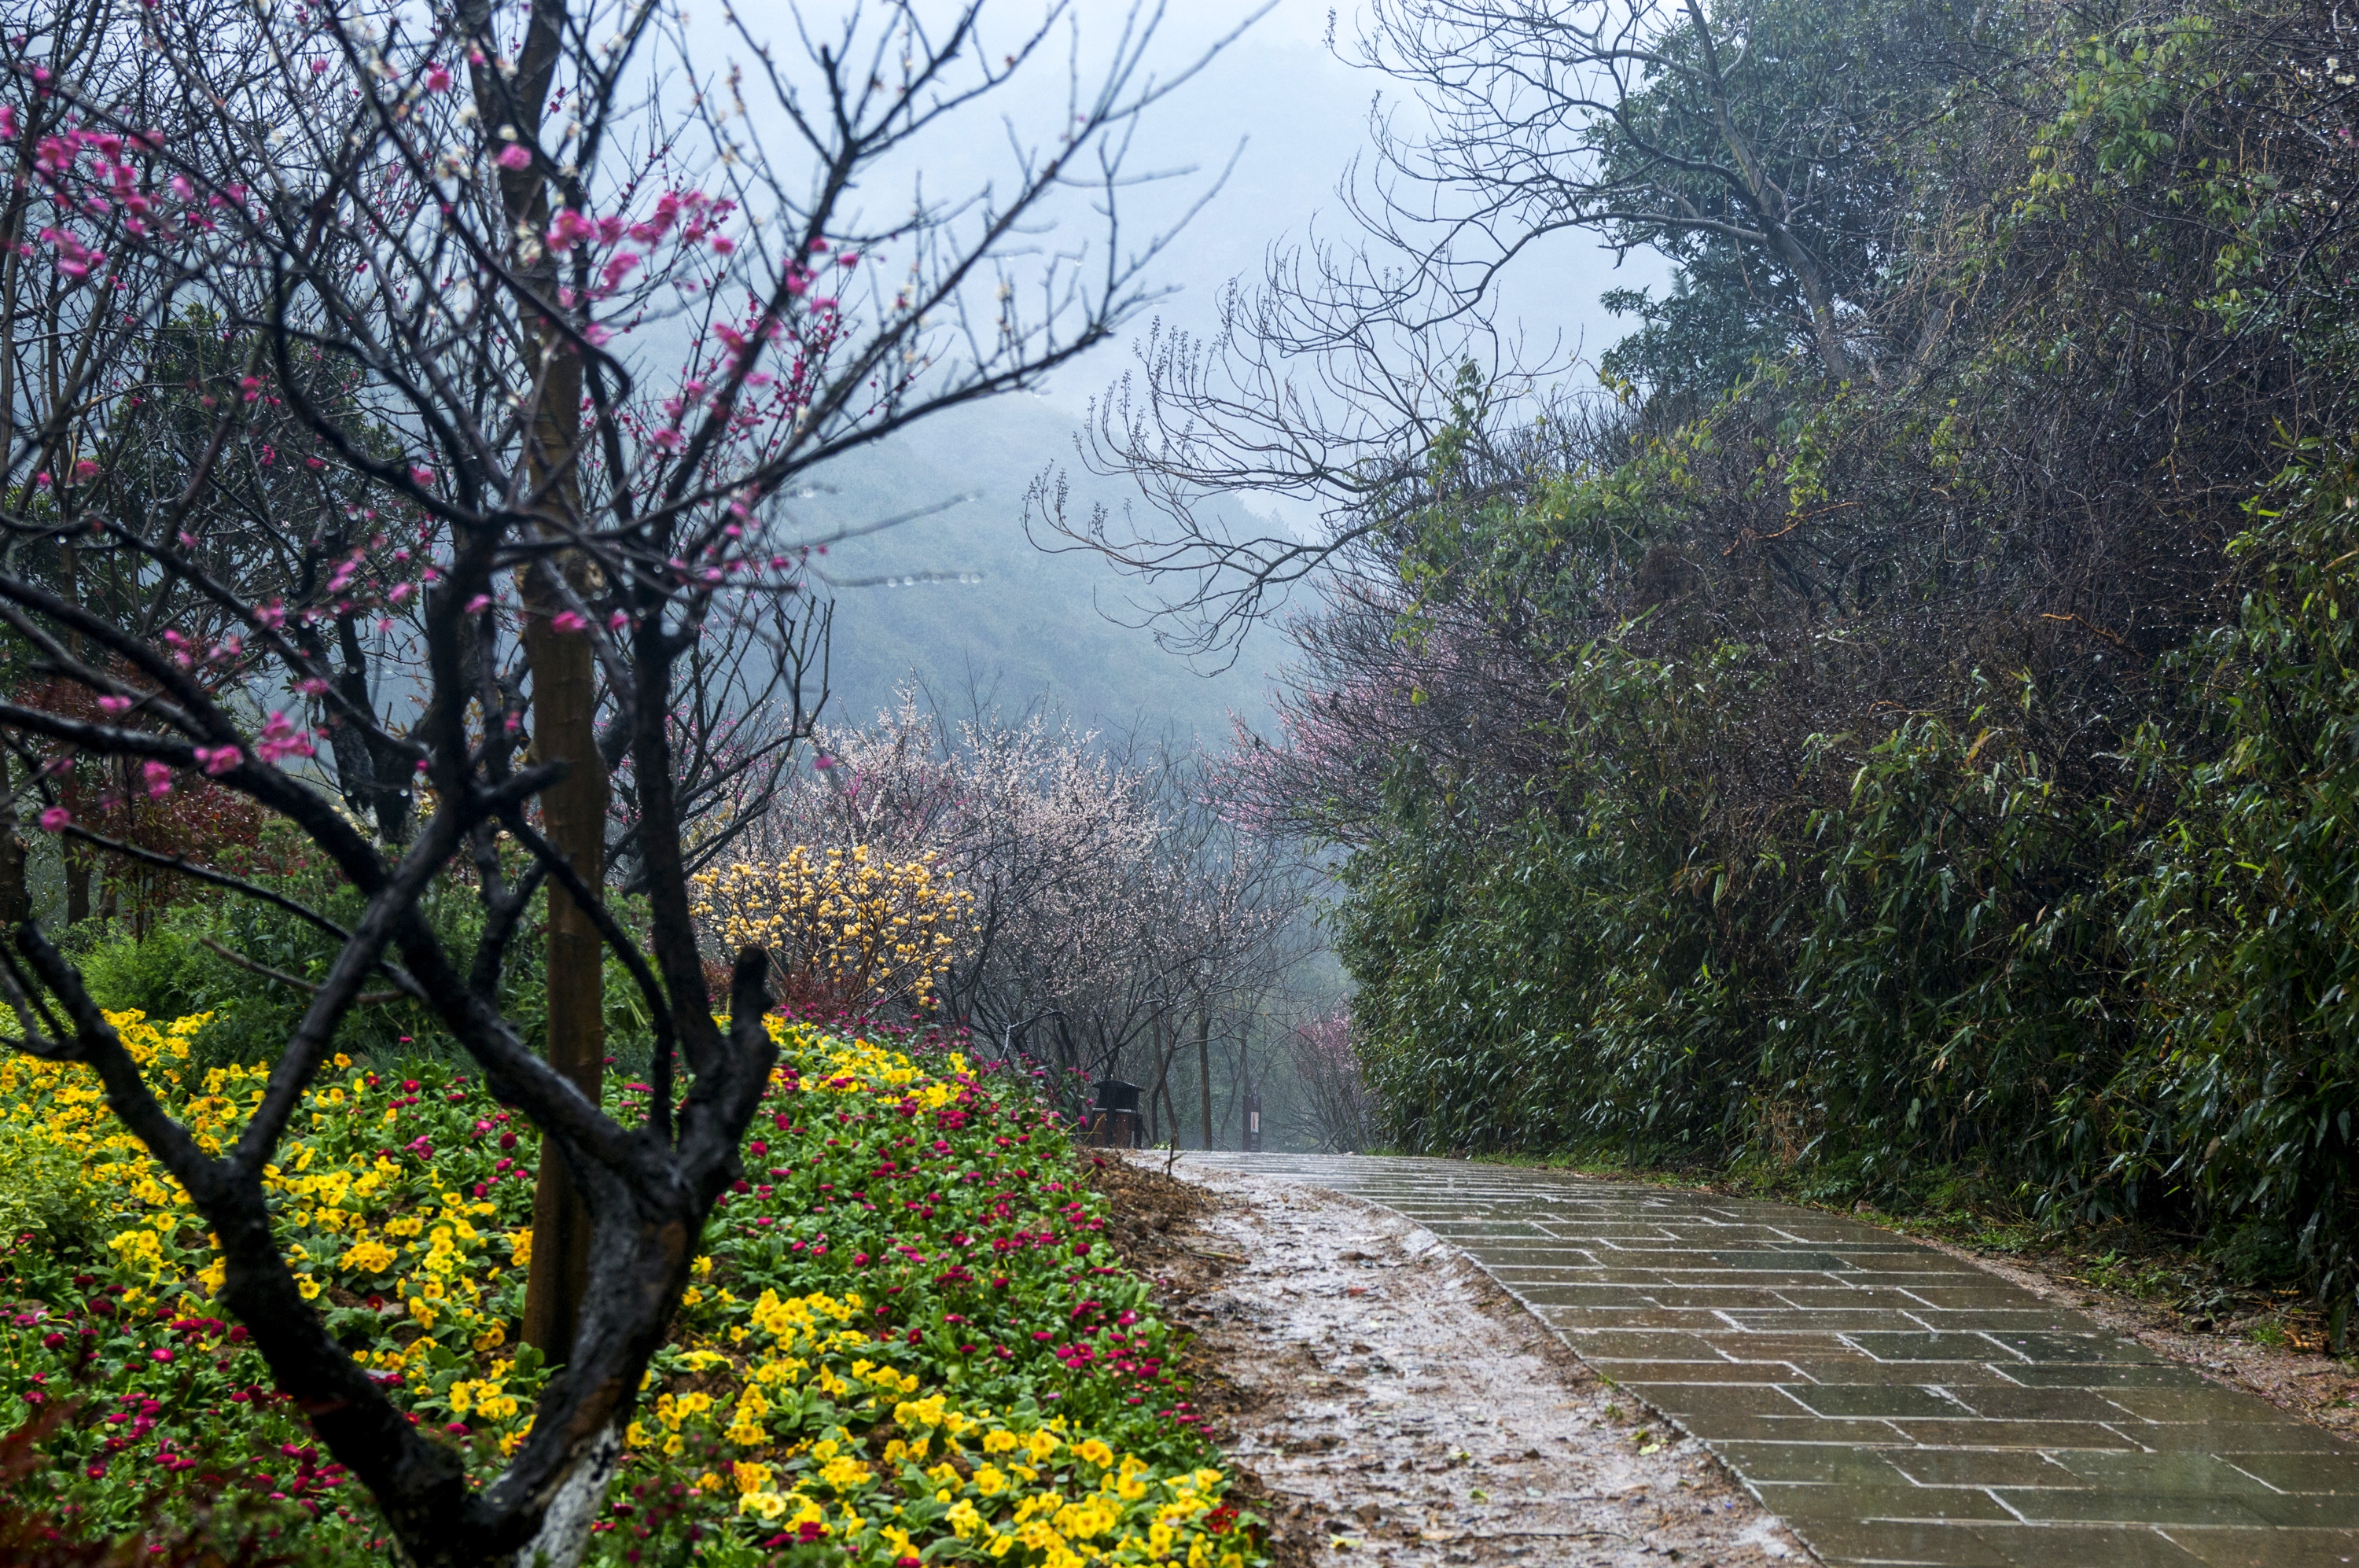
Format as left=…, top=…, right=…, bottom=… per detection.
left=0, top=757, right=30, bottom=930
left=1197, top=1007, right=1213, bottom=1150
left=520, top=573, right=606, bottom=1362
left=477, top=0, right=609, bottom=1362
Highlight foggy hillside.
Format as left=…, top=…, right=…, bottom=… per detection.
left=789, top=394, right=1286, bottom=745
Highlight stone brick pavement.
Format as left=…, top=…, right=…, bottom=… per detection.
left=1177, top=1154, right=2359, bottom=1568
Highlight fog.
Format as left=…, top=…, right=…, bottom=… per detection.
left=675, top=0, right=1662, bottom=732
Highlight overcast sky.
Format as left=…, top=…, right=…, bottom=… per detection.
left=1018, top=0, right=1662, bottom=414
left=688, top=0, right=1660, bottom=421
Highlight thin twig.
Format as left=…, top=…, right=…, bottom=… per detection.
left=199, top=936, right=405, bottom=1006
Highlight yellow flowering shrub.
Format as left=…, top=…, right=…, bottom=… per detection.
left=690, top=845, right=970, bottom=1011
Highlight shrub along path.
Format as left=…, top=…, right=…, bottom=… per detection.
left=1177, top=1154, right=2359, bottom=1568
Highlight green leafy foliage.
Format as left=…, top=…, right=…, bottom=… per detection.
left=0, top=1121, right=103, bottom=1258
left=2108, top=447, right=2359, bottom=1341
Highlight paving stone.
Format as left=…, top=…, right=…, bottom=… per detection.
left=1847, top=1331, right=2031, bottom=1363
left=2100, top=1387, right=2309, bottom=1423
left=2126, top=1423, right=2351, bottom=1454
left=1947, top=1386, right=2147, bottom=1423
left=1590, top=1359, right=1820, bottom=1383
left=1621, top=1408, right=1907, bottom=1444
left=1976, top=1523, right=2213, bottom=1568
left=1885, top=1418, right=2144, bottom=1450
left=2162, top=1526, right=2359, bottom=1567
left=1754, top=1481, right=2020, bottom=1522
left=1178, top=1154, right=2359, bottom=1567
left=1899, top=1286, right=2056, bottom=1309
left=1982, top=1332, right=2166, bottom=1365
left=2221, top=1453, right=2359, bottom=1493
left=1909, top=1312, right=2103, bottom=1334
left=1611, top=1383, right=1818, bottom=1418
left=1549, top=1328, right=1729, bottom=1360
left=1994, top=1489, right=2278, bottom=1528
left=1791, top=1359, right=2037, bottom=1386
left=1885, top=1451, right=2088, bottom=1489
left=1787, top=1384, right=1982, bottom=1419
left=1713, top=1442, right=1925, bottom=1484
left=2247, top=1496, right=2359, bottom=1529
left=2004, top=1364, right=2217, bottom=1390
left=1790, top=1518, right=2018, bottom=1565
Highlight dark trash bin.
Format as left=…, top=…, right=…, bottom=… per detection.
left=1088, top=1078, right=1141, bottom=1148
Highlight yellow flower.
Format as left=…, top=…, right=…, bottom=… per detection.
left=341, top=1239, right=396, bottom=1273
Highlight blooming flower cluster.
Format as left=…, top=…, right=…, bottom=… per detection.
left=693, top=846, right=971, bottom=1013
left=0, top=1010, right=1257, bottom=1567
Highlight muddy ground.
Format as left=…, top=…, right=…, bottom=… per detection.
left=1083, top=1153, right=1809, bottom=1568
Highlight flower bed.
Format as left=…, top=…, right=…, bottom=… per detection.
left=0, top=1010, right=1257, bottom=1566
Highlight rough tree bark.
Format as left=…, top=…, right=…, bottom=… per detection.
left=469, top=0, right=611, bottom=1365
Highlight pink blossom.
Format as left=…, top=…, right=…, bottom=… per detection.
left=409, top=465, right=435, bottom=486
left=37, top=807, right=69, bottom=832
left=627, top=193, right=681, bottom=245
left=424, top=64, right=451, bottom=92
left=464, top=594, right=492, bottom=614
left=142, top=760, right=174, bottom=800
left=193, top=745, right=241, bottom=777
left=255, top=712, right=315, bottom=764
left=296, top=678, right=330, bottom=696
left=607, top=610, right=630, bottom=632
left=388, top=582, right=414, bottom=605
left=0, top=106, right=17, bottom=141
left=98, top=695, right=133, bottom=716
left=72, top=459, right=97, bottom=481
left=549, top=610, right=588, bottom=635
left=547, top=208, right=598, bottom=251
left=495, top=144, right=533, bottom=171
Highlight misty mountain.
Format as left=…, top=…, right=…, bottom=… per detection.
left=787, top=395, right=1286, bottom=745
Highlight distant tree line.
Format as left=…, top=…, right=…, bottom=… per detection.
left=737, top=690, right=1314, bottom=1145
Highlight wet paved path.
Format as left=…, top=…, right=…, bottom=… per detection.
left=1176, top=1154, right=2359, bottom=1568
